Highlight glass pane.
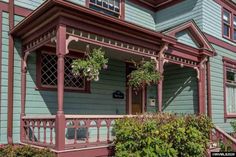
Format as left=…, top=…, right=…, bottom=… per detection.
left=234, top=16, right=236, bottom=27
left=223, top=10, right=230, bottom=23
left=223, top=24, right=230, bottom=37
left=234, top=30, right=236, bottom=40
left=226, top=86, right=236, bottom=113
left=227, top=71, right=235, bottom=82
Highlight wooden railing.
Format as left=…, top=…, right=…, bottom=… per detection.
left=21, top=115, right=133, bottom=149
left=64, top=115, right=128, bottom=149
left=22, top=115, right=56, bottom=148
left=211, top=126, right=236, bottom=151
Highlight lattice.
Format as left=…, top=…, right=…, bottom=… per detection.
left=41, top=53, right=85, bottom=89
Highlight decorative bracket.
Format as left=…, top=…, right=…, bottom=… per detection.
left=66, top=35, right=79, bottom=54
left=22, top=51, right=30, bottom=73
left=194, top=56, right=208, bottom=80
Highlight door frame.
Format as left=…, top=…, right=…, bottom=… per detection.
left=125, top=62, right=146, bottom=114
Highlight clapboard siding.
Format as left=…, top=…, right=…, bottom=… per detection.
left=163, top=64, right=198, bottom=114
left=175, top=30, right=199, bottom=48
left=23, top=55, right=126, bottom=116
left=0, top=12, right=9, bottom=144
left=14, top=0, right=44, bottom=10
left=125, top=0, right=155, bottom=30
left=202, top=0, right=236, bottom=46
left=66, top=0, right=86, bottom=6
left=155, top=0, right=203, bottom=32
left=210, top=44, right=236, bottom=132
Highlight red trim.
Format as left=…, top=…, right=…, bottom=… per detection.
left=56, top=146, right=114, bottom=157
left=0, top=9, right=2, bottom=135
left=0, top=1, right=31, bottom=17
left=166, top=21, right=215, bottom=53
left=223, top=57, right=236, bottom=118
left=36, top=47, right=91, bottom=93
left=7, top=0, right=14, bottom=145
left=205, top=33, right=236, bottom=53
left=207, top=61, right=212, bottom=118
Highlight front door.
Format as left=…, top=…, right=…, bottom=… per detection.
left=126, top=64, right=144, bottom=114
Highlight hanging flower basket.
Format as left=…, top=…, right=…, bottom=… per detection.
left=71, top=48, right=108, bottom=81
left=128, top=59, right=161, bottom=91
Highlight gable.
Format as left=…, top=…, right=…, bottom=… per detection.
left=175, top=30, right=199, bottom=48
left=163, top=20, right=215, bottom=52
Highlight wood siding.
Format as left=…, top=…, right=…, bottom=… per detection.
left=163, top=64, right=198, bottom=114
left=0, top=11, right=9, bottom=144
left=125, top=0, right=155, bottom=30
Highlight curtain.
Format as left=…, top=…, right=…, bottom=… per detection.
left=226, top=85, right=236, bottom=113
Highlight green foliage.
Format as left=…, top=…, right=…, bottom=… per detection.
left=230, top=120, right=236, bottom=133
left=128, top=60, right=161, bottom=90
left=219, top=140, right=232, bottom=152
left=114, top=113, right=213, bottom=157
left=71, top=48, right=108, bottom=81
left=0, top=145, right=54, bottom=157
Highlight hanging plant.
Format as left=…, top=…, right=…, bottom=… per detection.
left=128, top=59, right=161, bottom=91
left=71, top=48, right=108, bottom=81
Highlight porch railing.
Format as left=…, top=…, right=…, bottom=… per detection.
left=22, top=115, right=56, bottom=148
left=211, top=126, right=236, bottom=151
left=64, top=115, right=127, bottom=149
left=21, top=115, right=132, bottom=150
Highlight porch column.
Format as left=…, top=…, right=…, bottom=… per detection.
left=55, top=24, right=66, bottom=151
left=20, top=52, right=27, bottom=141
left=198, top=58, right=207, bottom=114
left=157, top=44, right=168, bottom=112
left=157, top=58, right=164, bottom=112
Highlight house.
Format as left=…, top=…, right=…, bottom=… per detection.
left=0, top=0, right=236, bottom=156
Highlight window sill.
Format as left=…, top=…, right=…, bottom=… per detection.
left=35, top=86, right=91, bottom=93
left=223, top=35, right=236, bottom=44
left=225, top=114, right=236, bottom=118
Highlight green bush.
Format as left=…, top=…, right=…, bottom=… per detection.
left=114, top=113, right=213, bottom=157
left=0, top=145, right=54, bottom=157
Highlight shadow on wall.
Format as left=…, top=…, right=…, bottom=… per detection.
left=162, top=63, right=198, bottom=114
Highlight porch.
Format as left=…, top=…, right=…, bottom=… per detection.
left=10, top=0, right=214, bottom=156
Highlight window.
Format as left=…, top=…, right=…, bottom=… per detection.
left=222, top=8, right=236, bottom=42
left=224, top=57, right=236, bottom=117
left=223, top=10, right=231, bottom=38
left=233, top=16, right=236, bottom=40
left=37, top=50, right=90, bottom=92
left=89, top=0, right=121, bottom=18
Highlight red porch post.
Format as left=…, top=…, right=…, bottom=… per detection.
left=157, top=58, right=163, bottom=113
left=55, top=24, right=66, bottom=151
left=20, top=53, right=27, bottom=142
left=198, top=58, right=207, bottom=114
left=157, top=44, right=168, bottom=112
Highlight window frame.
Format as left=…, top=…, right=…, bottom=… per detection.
left=223, top=57, right=236, bottom=118
left=222, top=7, right=236, bottom=42
left=86, top=0, right=125, bottom=19
left=36, top=47, right=91, bottom=93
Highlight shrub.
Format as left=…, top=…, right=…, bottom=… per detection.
left=0, top=145, right=54, bottom=157
left=114, top=113, right=213, bottom=157
left=230, top=120, right=236, bottom=133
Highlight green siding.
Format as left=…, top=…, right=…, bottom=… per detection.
left=146, top=85, right=157, bottom=112
left=202, top=0, right=236, bottom=46
left=163, top=64, right=198, bottom=114
left=155, top=0, right=203, bottom=31
left=24, top=55, right=126, bottom=116
left=14, top=0, right=44, bottom=10
left=125, top=0, right=155, bottom=30
left=175, top=30, right=199, bottom=48
left=0, top=12, right=9, bottom=144
left=66, top=0, right=86, bottom=6
left=210, top=44, right=236, bottom=132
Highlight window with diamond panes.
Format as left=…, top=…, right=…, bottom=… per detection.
left=39, top=52, right=88, bottom=91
